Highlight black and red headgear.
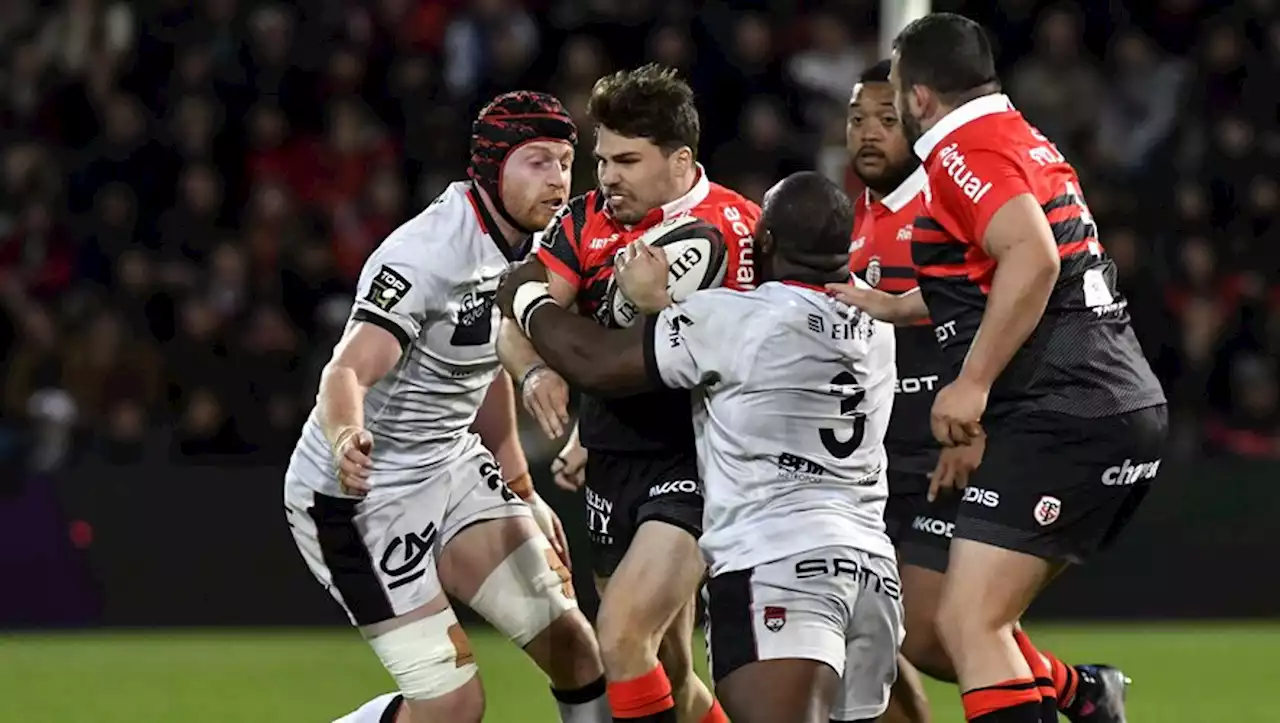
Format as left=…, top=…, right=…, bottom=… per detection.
left=468, top=91, right=578, bottom=233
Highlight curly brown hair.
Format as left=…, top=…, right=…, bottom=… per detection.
left=587, top=63, right=700, bottom=156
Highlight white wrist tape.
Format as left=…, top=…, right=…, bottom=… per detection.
left=513, top=281, right=555, bottom=335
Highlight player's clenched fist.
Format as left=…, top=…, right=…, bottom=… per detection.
left=330, top=425, right=374, bottom=495
left=551, top=434, right=587, bottom=492
left=615, top=240, right=672, bottom=314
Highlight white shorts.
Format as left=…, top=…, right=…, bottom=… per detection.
left=284, top=445, right=530, bottom=627
left=704, top=546, right=904, bottom=721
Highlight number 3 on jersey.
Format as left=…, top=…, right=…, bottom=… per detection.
left=820, top=371, right=867, bottom=459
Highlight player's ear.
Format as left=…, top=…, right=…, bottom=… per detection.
left=671, top=146, right=693, bottom=174
left=755, top=226, right=775, bottom=258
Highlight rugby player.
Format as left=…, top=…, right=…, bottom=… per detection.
left=830, top=14, right=1166, bottom=723
left=496, top=170, right=903, bottom=723
left=497, top=65, right=755, bottom=723
left=847, top=59, right=1132, bottom=723
left=284, top=91, right=611, bottom=723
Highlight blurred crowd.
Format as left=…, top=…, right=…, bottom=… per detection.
left=1, top=0, right=1278, bottom=472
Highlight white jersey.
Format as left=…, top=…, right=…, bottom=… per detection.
left=647, top=280, right=897, bottom=575
left=290, top=182, right=521, bottom=496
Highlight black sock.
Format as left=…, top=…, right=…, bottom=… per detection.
left=552, top=676, right=609, bottom=723
left=612, top=713, right=676, bottom=723
left=1065, top=666, right=1099, bottom=716
left=1035, top=678, right=1058, bottom=723
left=969, top=701, right=1043, bottom=722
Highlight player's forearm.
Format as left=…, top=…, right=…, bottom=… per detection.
left=891, top=289, right=930, bottom=324
left=497, top=318, right=546, bottom=380
left=472, top=370, right=530, bottom=486
left=317, top=364, right=367, bottom=443
left=526, top=305, right=651, bottom=398
left=962, top=243, right=1058, bottom=389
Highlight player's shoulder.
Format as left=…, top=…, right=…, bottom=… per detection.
left=366, top=182, right=473, bottom=281
left=700, top=181, right=760, bottom=219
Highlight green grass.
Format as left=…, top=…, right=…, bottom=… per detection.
left=2, top=623, right=1276, bottom=721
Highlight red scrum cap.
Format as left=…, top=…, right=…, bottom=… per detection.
left=468, top=91, right=578, bottom=232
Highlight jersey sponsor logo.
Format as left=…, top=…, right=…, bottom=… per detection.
left=962, top=486, right=1001, bottom=508
left=936, top=142, right=993, bottom=203
left=723, top=205, right=755, bottom=289
left=896, top=225, right=913, bottom=242
left=589, top=233, right=619, bottom=250
left=866, top=256, right=882, bottom=287
left=380, top=522, right=439, bottom=590
left=777, top=452, right=831, bottom=481
left=585, top=486, right=613, bottom=543
left=1034, top=495, right=1062, bottom=526
left=794, top=557, right=903, bottom=600
left=666, top=312, right=694, bottom=348
left=807, top=314, right=825, bottom=334
left=366, top=265, right=412, bottom=311
left=934, top=319, right=958, bottom=343
left=763, top=605, right=787, bottom=632
left=911, top=515, right=955, bottom=539
left=851, top=236, right=866, bottom=252
left=895, top=375, right=940, bottom=395
left=451, top=289, right=497, bottom=347
left=1101, top=458, right=1161, bottom=486
left=648, top=479, right=699, bottom=498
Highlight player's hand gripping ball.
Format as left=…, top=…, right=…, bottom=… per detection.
left=607, top=215, right=727, bottom=327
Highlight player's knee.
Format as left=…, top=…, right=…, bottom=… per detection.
left=403, top=689, right=484, bottom=723
left=468, top=534, right=579, bottom=648
left=934, top=595, right=1010, bottom=655
left=529, top=608, right=604, bottom=688
left=365, top=608, right=481, bottom=709
left=596, top=608, right=656, bottom=671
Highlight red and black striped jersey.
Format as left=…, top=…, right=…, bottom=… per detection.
left=911, top=94, right=1165, bottom=419
left=536, top=167, right=761, bottom=453
left=850, top=168, right=946, bottom=473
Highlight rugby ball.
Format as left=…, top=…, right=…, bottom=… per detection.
left=607, top=215, right=728, bottom=328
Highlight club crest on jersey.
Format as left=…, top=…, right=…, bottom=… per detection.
left=763, top=605, right=787, bottom=632
left=1034, top=495, right=1062, bottom=526
left=366, top=265, right=412, bottom=311
left=865, top=256, right=882, bottom=287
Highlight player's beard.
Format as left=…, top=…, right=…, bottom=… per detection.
left=862, top=157, right=920, bottom=197
left=902, top=110, right=924, bottom=147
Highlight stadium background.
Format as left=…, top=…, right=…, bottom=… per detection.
left=2, top=0, right=1278, bottom=720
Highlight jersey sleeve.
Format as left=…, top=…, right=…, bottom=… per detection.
left=534, top=197, right=587, bottom=287
left=931, top=147, right=1032, bottom=244
left=351, top=242, right=445, bottom=351
left=642, top=291, right=733, bottom=390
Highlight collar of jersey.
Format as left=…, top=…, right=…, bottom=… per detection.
left=873, top=166, right=929, bottom=213
left=912, top=93, right=1014, bottom=161
left=465, top=183, right=527, bottom=261
left=606, top=163, right=711, bottom=230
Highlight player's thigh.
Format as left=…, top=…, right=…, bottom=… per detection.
left=718, top=657, right=842, bottom=723
left=435, top=448, right=579, bottom=647
left=284, top=472, right=479, bottom=704
left=284, top=469, right=448, bottom=628
left=952, top=405, right=1167, bottom=566
left=597, top=452, right=706, bottom=629
left=833, top=551, right=904, bottom=723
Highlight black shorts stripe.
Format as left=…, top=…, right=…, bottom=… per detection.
left=353, top=309, right=411, bottom=352
left=379, top=695, right=404, bottom=723
left=706, top=569, right=759, bottom=683
left=307, top=493, right=395, bottom=626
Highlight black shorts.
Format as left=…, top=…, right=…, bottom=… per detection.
left=884, top=470, right=958, bottom=574
left=955, top=404, right=1168, bottom=564
left=583, top=449, right=703, bottom=577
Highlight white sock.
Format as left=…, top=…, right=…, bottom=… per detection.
left=553, top=676, right=610, bottom=723
left=332, top=692, right=403, bottom=723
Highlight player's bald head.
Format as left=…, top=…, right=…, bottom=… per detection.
left=756, top=171, right=853, bottom=276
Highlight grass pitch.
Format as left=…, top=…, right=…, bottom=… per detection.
left=2, top=623, right=1275, bottom=721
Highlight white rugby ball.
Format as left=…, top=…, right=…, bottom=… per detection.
left=607, top=215, right=728, bottom=328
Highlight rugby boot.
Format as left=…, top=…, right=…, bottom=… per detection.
left=1064, top=664, right=1131, bottom=723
